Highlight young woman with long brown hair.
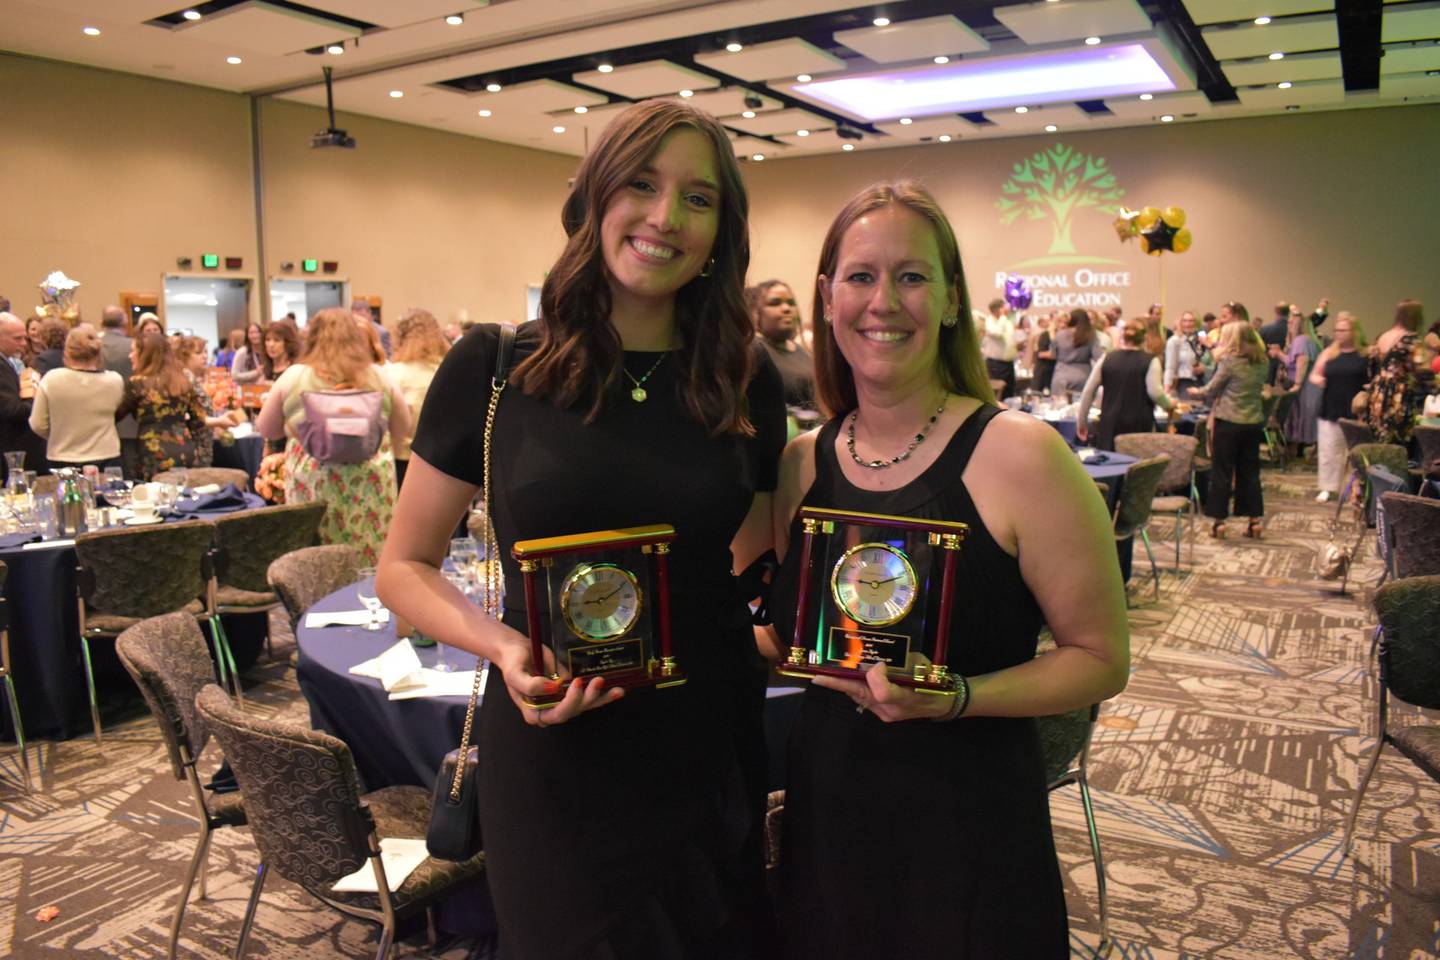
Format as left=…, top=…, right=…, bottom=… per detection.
left=116, top=331, right=210, bottom=480
left=377, top=99, right=783, bottom=959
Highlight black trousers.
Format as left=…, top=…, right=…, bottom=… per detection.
left=1207, top=418, right=1264, bottom=520
left=985, top=358, right=1016, bottom=400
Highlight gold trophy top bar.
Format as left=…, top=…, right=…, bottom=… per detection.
left=798, top=506, right=970, bottom=539
left=512, top=524, right=676, bottom=560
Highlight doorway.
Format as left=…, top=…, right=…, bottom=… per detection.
left=163, top=276, right=251, bottom=349
left=270, top=279, right=345, bottom=327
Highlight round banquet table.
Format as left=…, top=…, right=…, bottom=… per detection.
left=1079, top=450, right=1138, bottom=582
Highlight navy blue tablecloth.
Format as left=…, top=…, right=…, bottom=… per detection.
left=1081, top=451, right=1137, bottom=582
left=212, top=434, right=265, bottom=485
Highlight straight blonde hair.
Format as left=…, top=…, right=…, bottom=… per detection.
left=1214, top=320, right=1265, bottom=365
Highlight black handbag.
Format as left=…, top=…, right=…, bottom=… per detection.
left=426, top=324, right=516, bottom=861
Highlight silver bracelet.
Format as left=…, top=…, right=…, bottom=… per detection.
left=935, top=674, right=971, bottom=722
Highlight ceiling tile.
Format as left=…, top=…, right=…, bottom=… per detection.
left=982, top=102, right=1092, bottom=130
left=832, top=15, right=989, bottom=63
left=1181, top=0, right=1333, bottom=26
left=684, top=88, right=784, bottom=117
left=299, top=0, right=488, bottom=30
left=728, top=107, right=831, bottom=136
left=1379, top=70, right=1440, bottom=99
left=874, top=115, right=969, bottom=139
left=1380, top=42, right=1440, bottom=73
left=694, top=38, right=844, bottom=82
left=1235, top=76, right=1346, bottom=106
left=1201, top=14, right=1338, bottom=60
left=473, top=79, right=609, bottom=113
left=572, top=60, right=719, bottom=98
left=992, top=0, right=1153, bottom=45
left=1383, top=2, right=1440, bottom=43
left=177, top=0, right=361, bottom=56
left=731, top=136, right=783, bottom=158
left=773, top=129, right=876, bottom=153
left=1102, top=91, right=1214, bottom=117
left=1222, top=50, right=1342, bottom=84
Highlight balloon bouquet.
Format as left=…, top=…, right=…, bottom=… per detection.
left=1113, top=206, right=1192, bottom=254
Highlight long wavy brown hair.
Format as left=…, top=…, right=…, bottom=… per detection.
left=811, top=181, right=994, bottom=417
left=512, top=99, right=754, bottom=435
left=263, top=321, right=301, bottom=379
left=394, top=308, right=449, bottom=365
left=133, top=331, right=191, bottom=398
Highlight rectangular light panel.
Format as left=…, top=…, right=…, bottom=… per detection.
left=791, top=43, right=1175, bottom=121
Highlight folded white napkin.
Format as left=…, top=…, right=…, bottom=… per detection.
left=228, top=421, right=254, bottom=439
left=348, top=637, right=423, bottom=691
left=23, top=538, right=74, bottom=550
left=330, top=837, right=429, bottom=893
left=306, top=608, right=391, bottom=628
left=192, top=483, right=222, bottom=495
left=387, top=666, right=485, bottom=701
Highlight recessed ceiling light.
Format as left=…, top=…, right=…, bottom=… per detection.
left=796, top=74, right=811, bottom=82
left=226, top=56, right=242, bottom=65
left=390, top=90, right=406, bottom=99
left=1139, top=93, right=1154, bottom=101
left=873, top=17, right=890, bottom=27
left=726, top=42, right=743, bottom=53
left=597, top=63, right=614, bottom=73
left=742, top=110, right=756, bottom=119
left=1015, top=105, right=1029, bottom=113
left=1285, top=104, right=1300, bottom=111
left=82, top=26, right=101, bottom=36
left=1160, top=114, right=1175, bottom=122
left=679, top=89, right=693, bottom=98
left=445, top=13, right=464, bottom=25
left=938, top=134, right=952, bottom=142
left=934, top=55, right=950, bottom=64
left=842, top=143, right=855, bottom=151
left=1084, top=36, right=1101, bottom=46
left=553, top=125, right=566, bottom=134
left=326, top=44, right=344, bottom=55
left=574, top=106, right=588, bottom=114
left=478, top=109, right=492, bottom=117
left=751, top=153, right=764, bottom=161
left=1268, top=51, right=1284, bottom=60
left=1044, top=124, right=1058, bottom=132
left=898, top=117, right=913, bottom=124
left=1277, top=81, right=1292, bottom=89
left=796, top=129, right=809, bottom=136
left=182, top=9, right=201, bottom=20
left=485, top=82, right=502, bottom=92
left=1254, top=16, right=1271, bottom=25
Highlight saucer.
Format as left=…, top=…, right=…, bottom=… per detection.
left=124, top=515, right=163, bottom=526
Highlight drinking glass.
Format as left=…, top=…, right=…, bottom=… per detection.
left=449, top=536, right=479, bottom=587
left=355, top=567, right=386, bottom=631
left=171, top=467, right=190, bottom=495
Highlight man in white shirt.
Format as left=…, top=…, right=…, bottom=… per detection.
left=977, top=298, right=1023, bottom=399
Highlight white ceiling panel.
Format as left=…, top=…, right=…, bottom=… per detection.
left=1223, top=50, right=1342, bottom=84
left=1202, top=15, right=1339, bottom=60
left=1235, top=77, right=1346, bottom=107
left=982, top=102, right=1092, bottom=130
left=472, top=79, right=609, bottom=113
left=1102, top=91, right=1214, bottom=117
left=1181, top=0, right=1333, bottom=26
left=992, top=0, right=1153, bottom=45
left=731, top=136, right=784, bottom=158
left=694, top=38, right=844, bottom=82
left=773, top=129, right=878, bottom=154
left=1383, top=2, right=1440, bottom=42
left=176, top=1, right=361, bottom=56
left=684, top=88, right=784, bottom=117
left=572, top=60, right=719, bottom=98
left=874, top=116, right=971, bottom=139
left=728, top=107, right=831, bottom=136
left=1380, top=42, right=1440, bottom=73
left=832, top=16, right=989, bottom=64
left=1380, top=70, right=1440, bottom=99
left=38, top=0, right=185, bottom=19
left=300, top=0, right=488, bottom=30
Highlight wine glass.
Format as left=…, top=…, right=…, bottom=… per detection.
left=355, top=567, right=385, bottom=631
left=449, top=537, right=479, bottom=588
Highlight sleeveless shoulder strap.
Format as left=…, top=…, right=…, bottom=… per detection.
left=947, top=403, right=1003, bottom=473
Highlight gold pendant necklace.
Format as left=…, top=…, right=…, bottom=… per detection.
left=623, top=352, right=669, bottom=403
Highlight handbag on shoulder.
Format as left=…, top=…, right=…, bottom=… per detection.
left=426, top=324, right=515, bottom=861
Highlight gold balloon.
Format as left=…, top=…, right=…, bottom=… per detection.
left=1162, top=206, right=1186, bottom=229
left=1137, top=206, right=1161, bottom=230
left=1172, top=228, right=1193, bottom=253
left=1113, top=215, right=1139, bottom=243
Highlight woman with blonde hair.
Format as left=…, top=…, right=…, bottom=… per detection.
left=116, top=331, right=209, bottom=480
left=1202, top=319, right=1269, bottom=538
left=385, top=308, right=449, bottom=487
left=1309, top=312, right=1371, bottom=501
left=29, top=324, right=125, bottom=472
left=256, top=307, right=409, bottom=564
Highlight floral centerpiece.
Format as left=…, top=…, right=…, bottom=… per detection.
left=254, top=452, right=287, bottom=504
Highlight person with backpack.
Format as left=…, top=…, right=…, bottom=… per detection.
left=256, top=306, right=410, bottom=564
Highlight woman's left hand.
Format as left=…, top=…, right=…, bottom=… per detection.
left=812, top=662, right=956, bottom=723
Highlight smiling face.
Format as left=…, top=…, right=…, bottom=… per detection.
left=819, top=204, right=957, bottom=396
left=756, top=283, right=799, bottom=342
left=264, top=333, right=286, bottom=360
left=599, top=127, right=720, bottom=316
left=1179, top=312, right=1197, bottom=335
left=247, top=323, right=264, bottom=349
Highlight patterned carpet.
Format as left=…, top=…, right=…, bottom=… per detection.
left=1, top=464, right=1436, bottom=959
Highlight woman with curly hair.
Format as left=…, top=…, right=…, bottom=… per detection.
left=385, top=308, right=449, bottom=488
left=116, top=332, right=210, bottom=480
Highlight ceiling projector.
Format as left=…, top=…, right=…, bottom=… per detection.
left=312, top=128, right=356, bottom=149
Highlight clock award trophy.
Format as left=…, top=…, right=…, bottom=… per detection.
left=511, top=524, right=685, bottom=708
left=779, top=506, right=969, bottom=694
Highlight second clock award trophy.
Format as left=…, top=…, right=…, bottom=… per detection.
left=779, top=506, right=969, bottom=694
left=511, top=524, right=685, bottom=708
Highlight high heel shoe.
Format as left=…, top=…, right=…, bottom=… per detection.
left=1210, top=521, right=1227, bottom=539
left=1245, top=519, right=1263, bottom=539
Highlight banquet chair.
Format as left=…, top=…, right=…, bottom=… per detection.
left=1349, top=444, right=1410, bottom=527
left=267, top=544, right=364, bottom=632
left=1259, top=393, right=1285, bottom=465
left=204, top=502, right=327, bottom=693
left=1341, top=576, right=1440, bottom=852
left=74, top=520, right=213, bottom=743
left=1038, top=704, right=1109, bottom=952
left=1415, top=424, right=1440, bottom=478
left=153, top=467, right=250, bottom=492
left=0, top=561, right=30, bottom=792
left=195, top=685, right=487, bottom=960
left=1111, top=455, right=1171, bottom=605
left=116, top=613, right=248, bottom=960
left=1380, top=492, right=1440, bottom=580
left=1333, top=419, right=1377, bottom=518
left=1114, top=433, right=1199, bottom=569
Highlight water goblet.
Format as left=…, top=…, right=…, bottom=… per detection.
left=355, top=567, right=386, bottom=631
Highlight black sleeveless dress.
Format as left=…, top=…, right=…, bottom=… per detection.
left=412, top=324, right=786, bottom=960
left=774, top=405, right=1068, bottom=960
left=1094, top=348, right=1157, bottom=451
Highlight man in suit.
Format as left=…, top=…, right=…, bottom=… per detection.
left=0, top=312, right=47, bottom=483
left=352, top=297, right=392, bottom=357
left=1260, top=301, right=1289, bottom=386
left=99, top=305, right=138, bottom=476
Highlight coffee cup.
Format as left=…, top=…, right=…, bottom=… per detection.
left=131, top=501, right=158, bottom=521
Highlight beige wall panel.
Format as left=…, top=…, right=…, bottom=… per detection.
left=742, top=105, right=1440, bottom=340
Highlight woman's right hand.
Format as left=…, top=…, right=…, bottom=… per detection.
left=494, top=641, right=624, bottom=727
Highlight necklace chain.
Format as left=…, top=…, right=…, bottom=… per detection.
left=846, top=395, right=949, bottom=469
left=623, top=352, right=669, bottom=403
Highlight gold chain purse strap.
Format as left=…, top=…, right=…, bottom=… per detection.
left=448, top=323, right=515, bottom=803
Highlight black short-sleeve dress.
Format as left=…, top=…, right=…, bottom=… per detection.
left=772, top=406, right=1068, bottom=960
left=412, top=322, right=786, bottom=960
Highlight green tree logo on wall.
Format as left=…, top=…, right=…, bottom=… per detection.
left=997, top=143, right=1125, bottom=256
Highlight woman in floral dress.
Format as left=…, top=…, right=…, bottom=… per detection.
left=116, top=332, right=210, bottom=480
left=1366, top=299, right=1424, bottom=446
left=255, top=307, right=411, bottom=564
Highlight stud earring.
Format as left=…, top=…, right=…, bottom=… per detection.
left=698, top=257, right=715, bottom=279
left=823, top=308, right=833, bottom=324
left=941, top=314, right=958, bottom=328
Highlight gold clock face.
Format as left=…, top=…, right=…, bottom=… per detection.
left=830, top=542, right=918, bottom=627
left=559, top=562, right=642, bottom=641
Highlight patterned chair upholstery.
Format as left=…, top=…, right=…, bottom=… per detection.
left=1350, top=443, right=1411, bottom=527
left=1414, top=424, right=1440, bottom=478
left=0, top=560, right=29, bottom=791
left=1114, top=433, right=1199, bottom=569
left=195, top=685, right=487, bottom=960
left=1112, top=455, right=1171, bottom=604
left=116, top=613, right=247, bottom=960
left=1337, top=418, right=1375, bottom=450
left=267, top=545, right=364, bottom=632
left=153, top=467, right=251, bottom=492
left=74, top=520, right=214, bottom=742
left=1380, top=493, right=1440, bottom=579
left=1037, top=704, right=1108, bottom=951
left=1342, top=576, right=1440, bottom=851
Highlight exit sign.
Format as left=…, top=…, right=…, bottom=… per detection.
left=302, top=259, right=318, bottom=273
left=201, top=254, right=219, bottom=269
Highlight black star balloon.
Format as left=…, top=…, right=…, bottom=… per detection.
left=1140, top=218, right=1178, bottom=256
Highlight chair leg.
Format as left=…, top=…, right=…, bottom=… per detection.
left=3, top=673, right=30, bottom=791
left=1173, top=511, right=1182, bottom=570
left=234, top=862, right=268, bottom=960
left=1139, top=530, right=1160, bottom=603
left=205, top=617, right=230, bottom=692
left=80, top=636, right=103, bottom=744
left=1078, top=774, right=1110, bottom=954
left=1368, top=624, right=1382, bottom=660
left=1341, top=737, right=1387, bottom=853
left=168, top=827, right=213, bottom=960
left=207, top=616, right=245, bottom=706
left=373, top=921, right=395, bottom=960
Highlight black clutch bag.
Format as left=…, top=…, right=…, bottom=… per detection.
left=427, top=742, right=481, bottom=860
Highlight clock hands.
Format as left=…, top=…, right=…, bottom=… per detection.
left=583, top=583, right=628, bottom=606
left=860, top=574, right=905, bottom=589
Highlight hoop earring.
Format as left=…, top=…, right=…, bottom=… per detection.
left=941, top=315, right=958, bottom=328
left=698, top=258, right=715, bottom=279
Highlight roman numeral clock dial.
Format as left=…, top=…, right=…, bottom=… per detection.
left=829, top=542, right=918, bottom=627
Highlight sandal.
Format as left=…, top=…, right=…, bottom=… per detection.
left=1245, top=519, right=1263, bottom=539
left=1210, top=521, right=1227, bottom=539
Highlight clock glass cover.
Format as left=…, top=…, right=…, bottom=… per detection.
left=560, top=562, right=642, bottom=641
left=830, top=542, right=918, bottom=627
